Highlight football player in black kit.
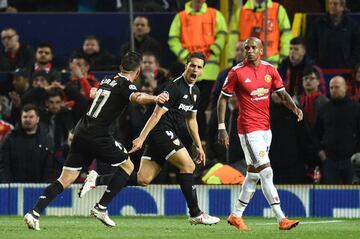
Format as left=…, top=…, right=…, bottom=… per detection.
left=24, top=52, right=169, bottom=230
left=80, top=52, right=220, bottom=225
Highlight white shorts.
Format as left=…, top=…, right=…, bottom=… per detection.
left=239, top=130, right=272, bottom=168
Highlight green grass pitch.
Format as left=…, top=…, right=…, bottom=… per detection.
left=1, top=216, right=360, bottom=239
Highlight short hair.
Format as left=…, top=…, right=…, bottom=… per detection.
left=21, top=104, right=39, bottom=116
left=37, top=42, right=53, bottom=51
left=84, top=35, right=100, bottom=44
left=69, top=54, right=90, bottom=66
left=186, top=52, right=206, bottom=66
left=47, top=89, right=63, bottom=100
left=290, top=37, right=306, bottom=48
left=302, top=66, right=321, bottom=80
left=121, top=51, right=142, bottom=72
left=134, top=16, right=150, bottom=27
left=142, top=51, right=158, bottom=62
left=1, top=27, right=17, bottom=34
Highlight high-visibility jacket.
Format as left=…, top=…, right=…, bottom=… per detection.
left=179, top=8, right=216, bottom=60
left=168, top=2, right=228, bottom=81
left=227, top=0, right=291, bottom=67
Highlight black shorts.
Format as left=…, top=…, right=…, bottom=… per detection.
left=142, top=128, right=184, bottom=167
left=64, top=132, right=128, bottom=170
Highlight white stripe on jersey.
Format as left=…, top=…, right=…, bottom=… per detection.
left=173, top=75, right=182, bottom=82
left=274, top=87, right=285, bottom=92
left=260, top=60, right=275, bottom=68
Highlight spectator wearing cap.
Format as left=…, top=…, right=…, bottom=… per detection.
left=31, top=42, right=61, bottom=83
left=72, top=35, right=117, bottom=71
left=0, top=27, right=34, bottom=71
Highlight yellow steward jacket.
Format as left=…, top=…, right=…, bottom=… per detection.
left=168, top=2, right=228, bottom=81
left=227, top=0, right=291, bottom=67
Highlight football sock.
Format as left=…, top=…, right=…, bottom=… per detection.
left=33, top=180, right=64, bottom=215
left=95, top=174, right=113, bottom=186
left=234, top=172, right=260, bottom=217
left=127, top=171, right=138, bottom=186
left=259, top=167, right=285, bottom=222
left=179, top=173, right=201, bottom=217
left=98, top=167, right=130, bottom=208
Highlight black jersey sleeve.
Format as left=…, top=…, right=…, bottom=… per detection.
left=157, top=82, right=179, bottom=110
left=118, top=79, right=138, bottom=101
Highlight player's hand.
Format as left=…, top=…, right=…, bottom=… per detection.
left=155, top=92, right=169, bottom=104
left=128, top=137, right=145, bottom=153
left=194, top=146, right=206, bottom=166
left=218, top=129, right=229, bottom=148
left=293, top=107, right=303, bottom=122
left=89, top=87, right=98, bottom=99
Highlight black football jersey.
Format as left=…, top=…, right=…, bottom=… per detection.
left=76, top=74, right=138, bottom=136
left=155, top=75, right=200, bottom=134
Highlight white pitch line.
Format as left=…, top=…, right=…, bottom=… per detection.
left=257, top=220, right=344, bottom=225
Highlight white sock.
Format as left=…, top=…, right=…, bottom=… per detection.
left=259, top=167, right=285, bottom=222
left=233, top=172, right=260, bottom=217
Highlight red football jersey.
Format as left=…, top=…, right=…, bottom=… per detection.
left=221, top=60, right=284, bottom=134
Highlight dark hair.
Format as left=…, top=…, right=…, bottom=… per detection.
left=21, top=104, right=39, bottom=116
left=47, top=89, right=63, bottom=100
left=290, top=37, right=306, bottom=48
left=84, top=35, right=100, bottom=44
left=302, top=66, right=320, bottom=80
left=134, top=16, right=150, bottom=27
left=69, top=53, right=90, bottom=66
left=142, top=51, right=158, bottom=62
left=121, top=51, right=142, bottom=72
left=186, top=52, right=206, bottom=66
left=37, top=42, right=53, bottom=51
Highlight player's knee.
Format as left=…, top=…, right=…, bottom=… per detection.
left=259, top=167, right=273, bottom=181
left=180, top=161, right=195, bottom=173
left=137, top=174, right=151, bottom=187
left=120, top=158, right=134, bottom=175
left=58, top=175, right=76, bottom=188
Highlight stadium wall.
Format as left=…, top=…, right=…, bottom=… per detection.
left=0, top=184, right=359, bottom=218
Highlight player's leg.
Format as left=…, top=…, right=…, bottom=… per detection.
left=251, top=130, right=299, bottom=230
left=24, top=168, right=80, bottom=230
left=227, top=133, right=259, bottom=230
left=137, top=157, right=162, bottom=186
left=168, top=148, right=220, bottom=225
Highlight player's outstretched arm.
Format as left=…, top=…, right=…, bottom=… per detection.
left=185, top=112, right=206, bottom=165
left=276, top=89, right=303, bottom=122
left=129, top=105, right=167, bottom=153
left=217, top=94, right=230, bottom=147
left=130, top=91, right=169, bottom=105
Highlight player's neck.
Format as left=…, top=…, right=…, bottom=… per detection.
left=247, top=60, right=260, bottom=67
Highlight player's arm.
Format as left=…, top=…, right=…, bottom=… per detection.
left=217, top=94, right=230, bottom=147
left=130, top=91, right=169, bottom=105
left=276, top=89, right=303, bottom=122
left=185, top=112, right=206, bottom=165
left=129, top=105, right=167, bottom=153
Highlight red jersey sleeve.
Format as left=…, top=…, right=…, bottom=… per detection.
left=221, top=69, right=237, bottom=97
left=271, top=67, right=285, bottom=92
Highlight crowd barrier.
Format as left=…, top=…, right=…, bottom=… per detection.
left=0, top=184, right=359, bottom=218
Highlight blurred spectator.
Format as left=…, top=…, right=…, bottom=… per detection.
left=140, top=51, right=168, bottom=94
left=207, top=95, right=243, bottom=165
left=0, top=95, right=13, bottom=146
left=0, top=104, right=54, bottom=183
left=8, top=0, right=78, bottom=12
left=31, top=42, right=60, bottom=82
left=8, top=68, right=31, bottom=124
left=73, top=35, right=117, bottom=71
left=67, top=55, right=99, bottom=101
left=40, top=90, right=74, bottom=152
left=119, top=16, right=163, bottom=64
left=0, top=0, right=17, bottom=12
left=0, top=27, right=34, bottom=71
left=278, top=37, right=324, bottom=97
left=168, top=0, right=227, bottom=139
left=270, top=93, right=314, bottom=184
left=210, top=40, right=245, bottom=108
left=347, top=63, right=360, bottom=102
left=307, top=0, right=360, bottom=68
left=315, top=76, right=360, bottom=184
left=294, top=67, right=329, bottom=128
left=227, top=0, right=291, bottom=67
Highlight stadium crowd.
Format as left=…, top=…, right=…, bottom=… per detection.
left=0, top=0, right=360, bottom=185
